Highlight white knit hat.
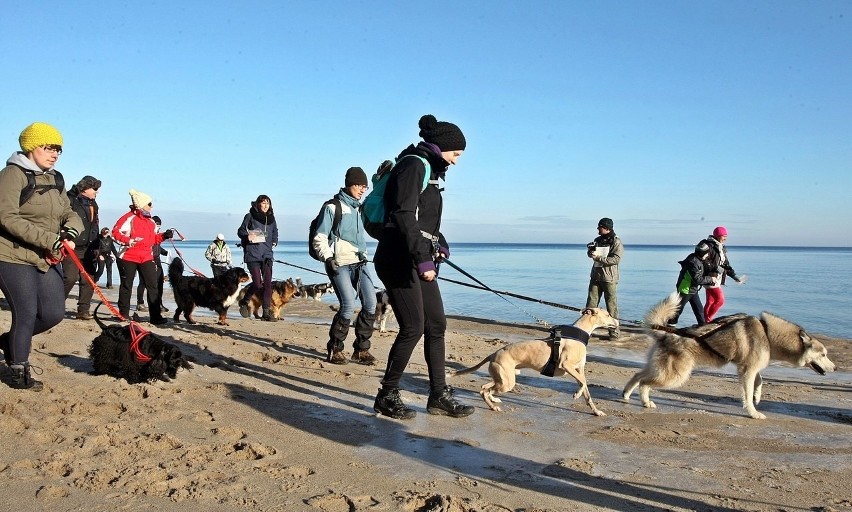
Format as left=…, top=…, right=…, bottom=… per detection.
left=216, top=233, right=225, bottom=240
left=129, top=189, right=153, bottom=208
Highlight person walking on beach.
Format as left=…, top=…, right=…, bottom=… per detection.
left=0, top=122, right=84, bottom=390
left=94, top=227, right=118, bottom=288
left=205, top=233, right=232, bottom=278
left=372, top=114, right=474, bottom=420
left=136, top=215, right=168, bottom=313
left=702, top=226, right=745, bottom=322
left=668, top=241, right=717, bottom=326
left=62, top=175, right=102, bottom=320
left=584, top=217, right=623, bottom=339
left=237, top=195, right=278, bottom=321
left=112, top=190, right=173, bottom=325
left=312, top=167, right=379, bottom=365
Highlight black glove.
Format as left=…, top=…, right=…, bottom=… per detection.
left=324, top=258, right=339, bottom=277
left=52, top=230, right=77, bottom=251
left=162, top=229, right=174, bottom=240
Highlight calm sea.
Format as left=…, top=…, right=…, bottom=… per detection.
left=159, top=241, right=852, bottom=339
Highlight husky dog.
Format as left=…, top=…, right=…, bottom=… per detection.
left=453, top=308, right=619, bottom=416
left=374, top=289, right=394, bottom=332
left=302, top=282, right=334, bottom=301
left=623, top=293, right=836, bottom=419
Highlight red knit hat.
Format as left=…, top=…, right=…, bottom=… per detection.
left=713, top=226, right=728, bottom=238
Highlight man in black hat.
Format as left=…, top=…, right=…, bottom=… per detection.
left=62, top=175, right=102, bottom=320
left=585, top=217, right=623, bottom=339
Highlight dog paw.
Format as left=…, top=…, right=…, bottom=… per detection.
left=593, top=410, right=606, bottom=417
left=747, top=409, right=766, bottom=420
left=643, top=401, right=656, bottom=409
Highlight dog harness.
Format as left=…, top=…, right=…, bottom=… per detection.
left=541, top=325, right=590, bottom=377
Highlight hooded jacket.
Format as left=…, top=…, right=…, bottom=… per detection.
left=0, top=152, right=84, bottom=272
left=675, top=253, right=716, bottom=295
left=312, top=188, right=368, bottom=265
left=112, top=208, right=167, bottom=264
left=704, top=236, right=738, bottom=287
left=67, top=185, right=100, bottom=255
left=374, top=142, right=448, bottom=275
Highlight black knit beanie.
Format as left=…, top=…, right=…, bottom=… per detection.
left=419, top=114, right=466, bottom=151
left=344, top=167, right=368, bottom=187
left=598, top=218, right=614, bottom=230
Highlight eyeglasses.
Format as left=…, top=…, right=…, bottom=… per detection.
left=41, top=144, right=63, bottom=155
left=355, top=184, right=369, bottom=190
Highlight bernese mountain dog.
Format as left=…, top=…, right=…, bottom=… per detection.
left=168, top=258, right=250, bottom=325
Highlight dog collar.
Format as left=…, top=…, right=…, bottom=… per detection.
left=553, top=325, right=591, bottom=346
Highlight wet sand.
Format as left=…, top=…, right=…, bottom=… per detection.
left=1, top=287, right=850, bottom=512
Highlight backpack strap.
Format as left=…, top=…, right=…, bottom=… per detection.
left=11, top=165, right=65, bottom=206
left=329, top=197, right=343, bottom=240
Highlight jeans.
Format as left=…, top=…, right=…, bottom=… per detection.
left=330, top=263, right=377, bottom=320
left=244, top=259, right=273, bottom=308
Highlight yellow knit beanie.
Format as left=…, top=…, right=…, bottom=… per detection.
left=19, top=122, right=63, bottom=153
left=129, top=189, right=153, bottom=209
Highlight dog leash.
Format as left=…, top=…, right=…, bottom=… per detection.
left=441, top=257, right=551, bottom=327
left=61, top=241, right=153, bottom=362
left=166, top=228, right=207, bottom=277
left=274, top=259, right=326, bottom=276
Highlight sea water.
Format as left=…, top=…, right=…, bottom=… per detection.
left=155, top=241, right=851, bottom=339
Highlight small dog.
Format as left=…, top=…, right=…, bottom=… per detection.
left=168, top=259, right=250, bottom=325
left=89, top=303, right=192, bottom=383
left=301, top=282, right=334, bottom=301
left=374, top=289, right=394, bottom=332
left=453, top=308, right=619, bottom=416
left=236, top=279, right=300, bottom=320
left=622, top=293, right=837, bottom=419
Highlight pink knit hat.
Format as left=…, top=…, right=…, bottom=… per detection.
left=713, top=226, right=728, bottom=238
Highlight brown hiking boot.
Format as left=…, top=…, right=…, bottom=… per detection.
left=76, top=312, right=93, bottom=320
left=327, top=350, right=348, bottom=365
left=351, top=350, right=377, bottom=365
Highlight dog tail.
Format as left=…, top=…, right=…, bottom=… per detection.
left=645, top=292, right=681, bottom=330
left=93, top=301, right=111, bottom=330
left=451, top=356, right=492, bottom=377
left=168, top=257, right=185, bottom=286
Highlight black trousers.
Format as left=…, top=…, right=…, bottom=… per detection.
left=375, top=264, right=447, bottom=393
left=117, top=259, right=162, bottom=319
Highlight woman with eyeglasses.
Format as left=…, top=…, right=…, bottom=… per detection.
left=111, top=190, right=173, bottom=325
left=237, top=195, right=278, bottom=321
left=0, top=122, right=84, bottom=390
left=311, top=167, right=378, bottom=365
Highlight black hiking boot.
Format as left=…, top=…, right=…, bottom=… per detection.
left=427, top=386, right=474, bottom=418
left=6, top=363, right=44, bottom=391
left=373, top=388, right=416, bottom=420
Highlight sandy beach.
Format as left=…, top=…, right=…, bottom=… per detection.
left=1, top=286, right=850, bottom=512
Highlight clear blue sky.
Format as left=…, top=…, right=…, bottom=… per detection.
left=3, top=1, right=850, bottom=246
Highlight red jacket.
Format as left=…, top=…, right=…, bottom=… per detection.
left=112, top=209, right=165, bottom=264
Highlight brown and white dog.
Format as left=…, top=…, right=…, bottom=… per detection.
left=453, top=308, right=619, bottom=416
left=236, top=279, right=301, bottom=320
left=374, top=289, right=394, bottom=332
left=623, top=293, right=836, bottom=419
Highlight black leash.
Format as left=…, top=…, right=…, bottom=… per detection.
left=274, top=259, right=326, bottom=277
left=441, top=258, right=551, bottom=327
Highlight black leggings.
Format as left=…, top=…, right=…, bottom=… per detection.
left=376, top=265, right=447, bottom=393
left=0, top=262, right=66, bottom=364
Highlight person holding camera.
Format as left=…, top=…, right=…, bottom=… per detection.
left=584, top=217, right=623, bottom=339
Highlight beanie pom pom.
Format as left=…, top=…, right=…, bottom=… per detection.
left=419, top=114, right=438, bottom=132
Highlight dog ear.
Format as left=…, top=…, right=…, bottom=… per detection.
left=581, top=308, right=595, bottom=316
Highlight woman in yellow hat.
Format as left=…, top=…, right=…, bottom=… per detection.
left=0, top=122, right=84, bottom=390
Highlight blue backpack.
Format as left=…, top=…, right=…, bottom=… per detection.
left=361, top=155, right=431, bottom=239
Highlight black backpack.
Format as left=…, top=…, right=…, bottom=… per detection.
left=308, top=197, right=343, bottom=261
left=13, top=165, right=65, bottom=206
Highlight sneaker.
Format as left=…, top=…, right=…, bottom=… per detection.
left=609, top=329, right=620, bottom=340
left=373, top=388, right=416, bottom=420
left=136, top=304, right=148, bottom=312
left=150, top=317, right=168, bottom=326
left=239, top=302, right=250, bottom=318
left=427, top=386, right=474, bottom=418
left=327, top=350, right=348, bottom=365
left=351, top=350, right=377, bottom=366
left=76, top=312, right=93, bottom=321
